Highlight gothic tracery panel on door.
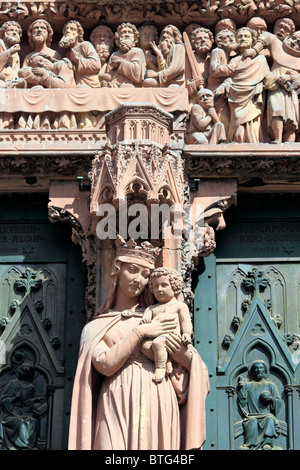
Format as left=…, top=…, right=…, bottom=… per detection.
left=0, top=263, right=66, bottom=364
left=216, top=262, right=300, bottom=365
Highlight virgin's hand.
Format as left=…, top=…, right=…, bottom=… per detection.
left=165, top=333, right=192, bottom=371
left=165, top=332, right=181, bottom=354
left=138, top=316, right=177, bottom=338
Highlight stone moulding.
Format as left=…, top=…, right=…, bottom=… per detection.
left=184, top=143, right=300, bottom=179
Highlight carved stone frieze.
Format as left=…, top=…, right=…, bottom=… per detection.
left=184, top=145, right=300, bottom=179
left=4, top=1, right=300, bottom=31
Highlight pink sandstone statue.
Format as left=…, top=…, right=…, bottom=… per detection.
left=90, top=24, right=114, bottom=85
left=215, top=27, right=283, bottom=143
left=208, top=29, right=238, bottom=133
left=246, top=17, right=267, bottom=36
left=215, top=19, right=237, bottom=36
left=58, top=20, right=101, bottom=88
left=244, top=18, right=300, bottom=143
left=90, top=24, right=114, bottom=57
left=68, top=236, right=209, bottom=450
left=140, top=267, right=193, bottom=383
left=0, top=21, right=23, bottom=88
left=144, top=25, right=185, bottom=87
left=185, top=27, right=214, bottom=99
left=138, top=22, right=160, bottom=72
left=19, top=19, right=62, bottom=88
left=186, top=88, right=227, bottom=144
left=0, top=21, right=24, bottom=129
left=100, top=22, right=145, bottom=88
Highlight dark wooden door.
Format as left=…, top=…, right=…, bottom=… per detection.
left=0, top=195, right=86, bottom=450
left=193, top=194, right=300, bottom=450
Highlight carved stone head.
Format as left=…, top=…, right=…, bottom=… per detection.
left=61, top=20, right=84, bottom=47
left=191, top=27, right=214, bottom=55
left=246, top=17, right=267, bottom=36
left=0, top=21, right=22, bottom=46
left=149, top=267, right=183, bottom=299
left=90, top=24, right=114, bottom=54
left=273, top=17, right=295, bottom=42
left=138, top=22, right=159, bottom=51
left=215, top=29, right=237, bottom=52
left=196, top=88, right=214, bottom=110
left=249, top=359, right=269, bottom=381
left=236, top=27, right=257, bottom=52
left=215, top=18, right=237, bottom=35
left=27, top=19, right=53, bottom=49
left=115, top=22, right=139, bottom=52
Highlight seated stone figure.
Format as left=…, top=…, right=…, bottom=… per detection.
left=19, top=19, right=62, bottom=88
left=0, top=21, right=24, bottom=88
left=143, top=25, right=185, bottom=87
left=90, top=24, right=114, bottom=85
left=238, top=360, right=282, bottom=450
left=100, top=22, right=146, bottom=88
left=59, top=20, right=101, bottom=88
left=186, top=88, right=226, bottom=144
left=19, top=54, right=75, bottom=88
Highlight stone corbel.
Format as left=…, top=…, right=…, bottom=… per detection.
left=48, top=180, right=92, bottom=262
left=190, top=179, right=237, bottom=260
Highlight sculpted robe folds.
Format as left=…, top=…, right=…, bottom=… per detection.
left=238, top=379, right=281, bottom=449
left=0, top=39, right=20, bottom=82
left=187, top=103, right=226, bottom=144
left=68, top=312, right=209, bottom=450
left=158, top=43, right=185, bottom=87
left=258, top=32, right=300, bottom=134
left=67, top=41, right=101, bottom=88
left=108, top=47, right=146, bottom=87
left=223, top=54, right=277, bottom=143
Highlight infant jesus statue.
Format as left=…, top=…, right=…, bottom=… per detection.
left=140, top=267, right=194, bottom=382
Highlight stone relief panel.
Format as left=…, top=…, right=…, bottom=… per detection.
left=0, top=345, right=49, bottom=450
left=215, top=271, right=296, bottom=450
left=233, top=357, right=288, bottom=450
left=0, top=11, right=299, bottom=145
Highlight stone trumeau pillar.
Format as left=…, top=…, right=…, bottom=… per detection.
left=90, top=103, right=186, bottom=311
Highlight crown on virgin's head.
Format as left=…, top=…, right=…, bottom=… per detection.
left=115, top=235, right=161, bottom=266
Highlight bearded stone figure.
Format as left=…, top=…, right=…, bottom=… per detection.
left=208, top=29, right=238, bottom=133
left=244, top=18, right=300, bottom=143
left=143, top=25, right=185, bottom=87
left=68, top=236, right=209, bottom=450
left=215, top=27, right=286, bottom=143
left=238, top=360, right=282, bottom=450
left=186, top=27, right=214, bottom=99
left=100, top=22, right=146, bottom=88
left=0, top=21, right=23, bottom=87
left=59, top=20, right=101, bottom=88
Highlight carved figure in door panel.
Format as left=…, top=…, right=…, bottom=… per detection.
left=237, top=359, right=282, bottom=450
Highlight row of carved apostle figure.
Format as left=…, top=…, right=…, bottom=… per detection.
left=0, top=17, right=300, bottom=143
